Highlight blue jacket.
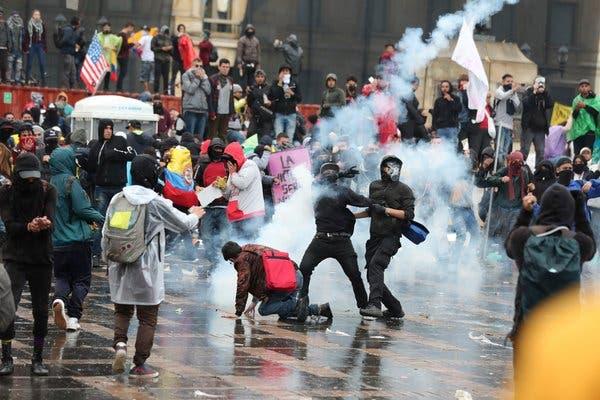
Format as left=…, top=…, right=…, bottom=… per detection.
left=50, top=147, right=104, bottom=246
left=533, top=179, right=600, bottom=221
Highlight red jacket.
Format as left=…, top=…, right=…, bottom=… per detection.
left=178, top=34, right=197, bottom=71
left=198, top=39, right=214, bottom=68
left=362, top=84, right=398, bottom=144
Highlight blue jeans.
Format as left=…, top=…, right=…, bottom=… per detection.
left=450, top=207, right=479, bottom=242
left=258, top=271, right=318, bottom=318
left=53, top=242, right=92, bottom=320
left=496, top=126, right=513, bottom=164
left=183, top=111, right=208, bottom=139
left=273, top=113, right=296, bottom=138
left=25, top=43, right=46, bottom=85
left=92, top=186, right=122, bottom=256
left=200, top=207, right=229, bottom=264
left=437, top=127, right=459, bottom=146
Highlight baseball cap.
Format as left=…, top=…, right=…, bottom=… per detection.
left=14, top=153, right=41, bottom=179
left=127, top=120, right=142, bottom=129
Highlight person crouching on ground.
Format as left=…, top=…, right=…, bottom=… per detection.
left=104, top=155, right=205, bottom=379
left=222, top=241, right=332, bottom=320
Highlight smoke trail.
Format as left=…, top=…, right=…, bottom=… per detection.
left=203, top=0, right=520, bottom=311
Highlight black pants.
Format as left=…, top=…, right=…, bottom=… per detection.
left=154, top=59, right=170, bottom=94
left=365, top=235, right=403, bottom=314
left=467, top=125, right=491, bottom=168
left=0, top=48, right=8, bottom=83
left=102, top=73, right=111, bottom=91
left=573, top=131, right=596, bottom=156
left=240, top=63, right=256, bottom=90
left=53, top=243, right=92, bottom=320
left=116, top=57, right=129, bottom=92
left=0, top=262, right=52, bottom=341
left=299, top=236, right=368, bottom=309
left=520, top=129, right=545, bottom=167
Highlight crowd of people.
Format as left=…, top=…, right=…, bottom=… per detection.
left=0, top=16, right=598, bottom=387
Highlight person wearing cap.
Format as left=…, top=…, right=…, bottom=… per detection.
left=268, top=65, right=302, bottom=139
left=23, top=9, right=47, bottom=86
left=181, top=58, right=210, bottom=138
left=297, top=163, right=372, bottom=320
left=208, top=58, right=234, bottom=141
left=104, top=155, right=204, bottom=378
left=126, top=120, right=154, bottom=155
left=96, top=21, right=122, bottom=91
left=0, top=153, right=57, bottom=376
left=236, top=24, right=260, bottom=89
left=569, top=79, right=600, bottom=156
left=247, top=69, right=273, bottom=139
left=135, top=26, right=154, bottom=92
left=151, top=25, right=172, bottom=95
left=320, top=73, right=345, bottom=119
left=521, top=76, right=554, bottom=167
left=273, top=34, right=303, bottom=77
left=50, top=147, right=104, bottom=333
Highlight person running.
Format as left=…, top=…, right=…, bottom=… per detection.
left=105, top=155, right=205, bottom=379
left=0, top=153, right=56, bottom=376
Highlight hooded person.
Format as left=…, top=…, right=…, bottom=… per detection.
left=49, top=147, right=104, bottom=333
left=532, top=160, right=557, bottom=199
left=103, top=154, right=205, bottom=379
left=505, top=184, right=595, bottom=367
left=354, top=156, right=415, bottom=319
left=236, top=24, right=260, bottom=89
left=0, top=152, right=57, bottom=377
left=552, top=155, right=600, bottom=222
left=55, top=92, right=73, bottom=117
left=319, top=73, right=346, bottom=119
left=273, top=34, right=303, bottom=77
left=42, top=103, right=69, bottom=135
left=222, top=141, right=264, bottom=239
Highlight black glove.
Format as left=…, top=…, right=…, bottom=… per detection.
left=369, top=203, right=387, bottom=216
left=339, top=166, right=359, bottom=179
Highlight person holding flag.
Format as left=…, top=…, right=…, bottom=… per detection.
left=97, top=21, right=122, bottom=92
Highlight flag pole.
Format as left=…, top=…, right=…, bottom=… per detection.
left=481, top=126, right=503, bottom=261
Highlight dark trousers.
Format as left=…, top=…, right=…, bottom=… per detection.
left=183, top=111, right=208, bottom=139
left=113, top=303, right=159, bottom=366
left=116, top=57, right=129, bottom=92
left=209, top=114, right=230, bottom=141
left=170, top=59, right=184, bottom=94
left=25, top=43, right=46, bottom=85
left=62, top=54, right=77, bottom=89
left=102, top=73, right=111, bottom=91
left=240, top=63, right=256, bottom=90
left=299, top=236, right=368, bottom=309
left=200, top=207, right=229, bottom=264
left=573, top=131, right=596, bottom=156
left=53, top=243, right=92, bottom=320
left=154, top=59, right=170, bottom=94
left=0, top=262, right=52, bottom=341
left=0, top=49, right=7, bottom=83
left=248, top=117, right=274, bottom=140
left=520, top=129, right=546, bottom=167
left=365, top=236, right=403, bottom=314
left=467, top=125, right=491, bottom=168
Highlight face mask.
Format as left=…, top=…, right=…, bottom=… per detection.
left=381, top=161, right=401, bottom=182
left=503, top=84, right=512, bottom=91
left=20, top=135, right=36, bottom=152
left=557, top=169, right=574, bottom=186
left=321, top=170, right=338, bottom=183
left=573, top=164, right=585, bottom=174
left=246, top=30, right=255, bottom=37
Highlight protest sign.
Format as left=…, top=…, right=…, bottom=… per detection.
left=267, top=148, right=311, bottom=204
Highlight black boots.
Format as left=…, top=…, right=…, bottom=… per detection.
left=0, top=342, right=14, bottom=376
left=318, top=303, right=333, bottom=320
left=360, top=304, right=384, bottom=318
left=295, top=296, right=309, bottom=323
left=31, top=346, right=49, bottom=376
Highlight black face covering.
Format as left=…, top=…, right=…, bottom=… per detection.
left=321, top=170, right=338, bottom=183
left=381, top=160, right=401, bottom=182
left=573, top=164, right=585, bottom=175
left=246, top=30, right=255, bottom=37
left=208, top=146, right=224, bottom=162
left=557, top=169, right=574, bottom=186
left=503, top=84, right=512, bottom=91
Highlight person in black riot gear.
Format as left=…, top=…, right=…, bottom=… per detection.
left=355, top=156, right=415, bottom=319
left=296, top=163, right=371, bottom=321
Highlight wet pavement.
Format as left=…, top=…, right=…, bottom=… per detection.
left=0, top=249, right=530, bottom=400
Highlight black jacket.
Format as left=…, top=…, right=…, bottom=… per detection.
left=247, top=82, right=273, bottom=123
left=521, top=88, right=554, bottom=132
left=268, top=79, right=302, bottom=115
left=432, top=95, right=461, bottom=130
left=369, top=179, right=415, bottom=237
left=88, top=120, right=135, bottom=187
left=0, top=180, right=57, bottom=266
left=313, top=182, right=371, bottom=235
left=59, top=24, right=81, bottom=55
left=126, top=131, right=155, bottom=155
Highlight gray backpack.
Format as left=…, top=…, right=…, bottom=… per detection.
left=104, top=193, right=147, bottom=264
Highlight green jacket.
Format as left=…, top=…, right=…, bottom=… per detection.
left=479, top=167, right=532, bottom=209
left=50, top=147, right=104, bottom=247
left=569, top=94, right=600, bottom=141
left=96, top=32, right=122, bottom=67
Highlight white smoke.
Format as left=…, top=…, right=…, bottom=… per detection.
left=203, top=0, right=520, bottom=312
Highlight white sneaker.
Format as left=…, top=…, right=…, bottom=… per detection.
left=113, top=342, right=127, bottom=374
left=52, top=299, right=68, bottom=330
left=66, top=317, right=80, bottom=331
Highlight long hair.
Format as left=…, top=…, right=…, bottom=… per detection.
left=0, top=143, right=12, bottom=178
left=439, top=80, right=454, bottom=95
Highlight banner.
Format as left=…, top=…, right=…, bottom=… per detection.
left=267, top=148, right=311, bottom=204
left=550, top=102, right=572, bottom=126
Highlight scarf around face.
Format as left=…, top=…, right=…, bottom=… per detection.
left=506, top=151, right=526, bottom=201
left=28, top=17, right=43, bottom=39
left=7, top=13, right=23, bottom=31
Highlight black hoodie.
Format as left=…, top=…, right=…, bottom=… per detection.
left=532, top=160, right=557, bottom=199
left=88, top=119, right=135, bottom=187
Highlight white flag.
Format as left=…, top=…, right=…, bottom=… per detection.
left=451, top=18, right=489, bottom=123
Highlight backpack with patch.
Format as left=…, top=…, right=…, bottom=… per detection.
left=519, top=226, right=581, bottom=321
left=103, top=193, right=147, bottom=264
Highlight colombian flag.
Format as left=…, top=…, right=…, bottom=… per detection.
left=162, top=146, right=198, bottom=209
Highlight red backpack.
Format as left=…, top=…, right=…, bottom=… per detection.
left=261, top=250, right=297, bottom=292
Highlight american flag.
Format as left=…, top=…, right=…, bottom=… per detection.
left=80, top=34, right=110, bottom=94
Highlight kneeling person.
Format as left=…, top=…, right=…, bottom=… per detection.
left=222, top=241, right=332, bottom=320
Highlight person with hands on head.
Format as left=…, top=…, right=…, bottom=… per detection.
left=0, top=153, right=57, bottom=377
left=181, top=58, right=211, bottom=139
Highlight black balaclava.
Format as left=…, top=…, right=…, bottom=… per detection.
left=555, top=156, right=573, bottom=186
left=573, top=155, right=587, bottom=175
left=131, top=154, right=160, bottom=190
left=12, top=153, right=45, bottom=222
left=537, top=184, right=575, bottom=227
left=533, top=160, right=557, bottom=199
left=208, top=138, right=225, bottom=162
left=380, top=155, right=402, bottom=182
left=319, top=163, right=339, bottom=183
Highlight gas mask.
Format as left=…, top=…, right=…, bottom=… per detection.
left=381, top=159, right=402, bottom=182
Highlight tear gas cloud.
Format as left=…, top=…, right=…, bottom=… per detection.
left=203, top=0, right=520, bottom=312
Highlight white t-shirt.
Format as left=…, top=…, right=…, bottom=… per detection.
left=138, top=34, right=154, bottom=62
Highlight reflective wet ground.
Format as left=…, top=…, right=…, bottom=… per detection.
left=0, top=247, right=540, bottom=400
